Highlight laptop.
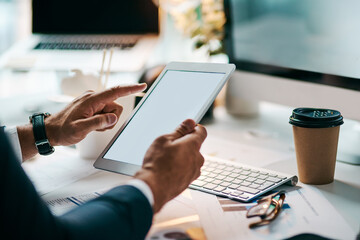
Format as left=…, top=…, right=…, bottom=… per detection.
left=1, top=0, right=159, bottom=72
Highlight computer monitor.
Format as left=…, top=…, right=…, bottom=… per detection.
left=224, top=0, right=360, bottom=164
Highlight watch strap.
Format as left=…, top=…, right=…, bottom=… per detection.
left=30, top=113, right=54, bottom=155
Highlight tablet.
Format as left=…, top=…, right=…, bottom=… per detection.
left=94, top=62, right=235, bottom=175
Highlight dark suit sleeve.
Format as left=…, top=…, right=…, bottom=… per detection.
left=0, top=131, right=153, bottom=240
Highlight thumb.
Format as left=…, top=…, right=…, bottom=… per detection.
left=168, top=119, right=196, bottom=140
left=77, top=113, right=118, bottom=132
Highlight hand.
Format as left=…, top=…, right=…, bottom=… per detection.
left=45, top=84, right=147, bottom=146
left=135, top=119, right=207, bottom=213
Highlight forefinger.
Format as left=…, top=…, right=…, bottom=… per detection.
left=90, top=83, right=147, bottom=103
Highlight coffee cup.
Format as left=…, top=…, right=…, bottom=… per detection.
left=76, top=95, right=135, bottom=159
left=289, top=108, right=344, bottom=184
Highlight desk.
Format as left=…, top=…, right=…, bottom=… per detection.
left=18, top=101, right=360, bottom=239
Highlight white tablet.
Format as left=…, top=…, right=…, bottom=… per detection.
left=94, top=62, right=235, bottom=175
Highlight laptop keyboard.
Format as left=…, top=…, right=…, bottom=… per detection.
left=34, top=36, right=138, bottom=50
left=190, top=156, right=298, bottom=202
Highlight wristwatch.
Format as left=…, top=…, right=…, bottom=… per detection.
left=29, top=112, right=55, bottom=155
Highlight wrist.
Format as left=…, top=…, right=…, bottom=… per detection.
left=44, top=116, right=59, bottom=146
left=134, top=170, right=169, bottom=213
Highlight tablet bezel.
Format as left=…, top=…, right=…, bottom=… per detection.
left=94, top=61, right=235, bottom=176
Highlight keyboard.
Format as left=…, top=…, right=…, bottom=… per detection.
left=33, top=35, right=138, bottom=50
left=190, top=155, right=298, bottom=202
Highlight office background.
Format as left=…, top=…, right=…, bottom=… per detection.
left=0, top=0, right=359, bottom=239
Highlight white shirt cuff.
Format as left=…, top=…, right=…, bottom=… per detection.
left=4, top=126, right=23, bottom=162
left=126, top=179, right=154, bottom=207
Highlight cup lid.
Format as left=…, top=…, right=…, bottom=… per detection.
left=289, top=108, right=344, bottom=128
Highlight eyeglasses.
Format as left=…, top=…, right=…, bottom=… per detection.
left=246, top=190, right=286, bottom=228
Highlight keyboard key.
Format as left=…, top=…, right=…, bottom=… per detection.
left=266, top=177, right=282, bottom=183
left=258, top=182, right=274, bottom=191
left=251, top=170, right=260, bottom=173
left=237, top=186, right=260, bottom=195
left=238, top=175, right=247, bottom=180
left=229, top=184, right=240, bottom=189
left=215, top=175, right=226, bottom=180
left=249, top=183, right=260, bottom=189
left=222, top=189, right=232, bottom=195
left=203, top=161, right=211, bottom=166
left=245, top=177, right=256, bottom=182
left=214, top=186, right=226, bottom=192
left=229, top=173, right=240, bottom=178
left=238, top=195, right=249, bottom=200
left=204, top=167, right=215, bottom=172
left=209, top=163, right=218, bottom=168
left=212, top=179, right=222, bottom=185
left=220, top=181, right=231, bottom=187
left=204, top=183, right=217, bottom=190
left=232, top=179, right=242, bottom=185
left=254, top=179, right=265, bottom=185
left=191, top=180, right=206, bottom=187
left=257, top=175, right=268, bottom=180
left=259, top=172, right=269, bottom=175
left=224, top=177, right=235, bottom=182
left=217, top=165, right=226, bottom=170
left=202, top=171, right=210, bottom=176
left=232, top=168, right=242, bottom=173
left=203, top=177, right=213, bottom=182
left=207, top=173, right=218, bottom=178
left=269, top=173, right=278, bottom=177
left=221, top=170, right=231, bottom=176
left=241, top=170, right=251, bottom=175
left=213, top=169, right=222, bottom=174
left=248, top=173, right=259, bottom=178
left=240, top=181, right=251, bottom=187
left=197, top=175, right=206, bottom=181
left=225, top=167, right=234, bottom=171
left=230, top=191, right=243, bottom=197
left=242, top=167, right=251, bottom=171
left=277, top=175, right=287, bottom=179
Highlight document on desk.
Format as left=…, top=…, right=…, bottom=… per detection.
left=191, top=184, right=356, bottom=240
left=45, top=189, right=109, bottom=215
left=22, top=147, right=99, bottom=195
left=146, top=189, right=206, bottom=240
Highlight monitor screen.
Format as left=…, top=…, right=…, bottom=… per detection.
left=224, top=0, right=360, bottom=91
left=32, top=0, right=159, bottom=34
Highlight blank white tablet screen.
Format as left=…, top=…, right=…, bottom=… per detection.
left=103, top=70, right=225, bottom=165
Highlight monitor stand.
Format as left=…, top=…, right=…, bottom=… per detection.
left=337, top=121, right=360, bottom=165
left=337, top=152, right=360, bottom=165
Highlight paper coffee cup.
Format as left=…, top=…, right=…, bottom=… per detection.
left=76, top=95, right=135, bottom=159
left=289, top=108, right=344, bottom=185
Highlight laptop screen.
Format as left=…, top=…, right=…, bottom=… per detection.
left=32, top=0, right=159, bottom=34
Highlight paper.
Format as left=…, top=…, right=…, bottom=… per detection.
left=192, top=184, right=356, bottom=240
left=22, top=147, right=99, bottom=195
left=146, top=189, right=206, bottom=240
left=44, top=189, right=109, bottom=215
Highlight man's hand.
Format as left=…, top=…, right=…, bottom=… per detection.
left=17, top=84, right=146, bottom=160
left=135, top=119, right=207, bottom=213
left=44, top=84, right=146, bottom=146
